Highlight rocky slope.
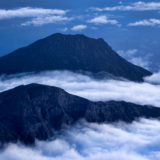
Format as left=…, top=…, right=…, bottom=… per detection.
left=0, top=83, right=159, bottom=145
left=0, top=33, right=151, bottom=81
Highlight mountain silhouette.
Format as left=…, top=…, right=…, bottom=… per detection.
left=0, top=33, right=151, bottom=81
left=0, top=83, right=159, bottom=145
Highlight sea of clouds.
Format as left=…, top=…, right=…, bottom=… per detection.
left=0, top=70, right=160, bottom=106
left=1, top=118, right=160, bottom=160
left=0, top=70, right=160, bottom=160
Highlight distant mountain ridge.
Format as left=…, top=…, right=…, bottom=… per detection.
left=0, top=83, right=160, bottom=145
left=0, top=33, right=151, bottom=81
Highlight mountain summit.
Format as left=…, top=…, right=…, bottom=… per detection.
left=0, top=33, right=151, bottom=81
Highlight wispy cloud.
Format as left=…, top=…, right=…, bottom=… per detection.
left=130, top=57, right=149, bottom=69
left=128, top=19, right=160, bottom=26
left=92, top=2, right=160, bottom=12
left=62, top=27, right=68, bottom=32
left=118, top=49, right=150, bottom=69
left=22, top=16, right=72, bottom=26
left=145, top=72, right=160, bottom=84
left=71, top=24, right=87, bottom=31
left=118, top=49, right=138, bottom=57
left=0, top=7, right=71, bottom=26
left=88, top=15, right=118, bottom=25
left=0, top=7, right=67, bottom=19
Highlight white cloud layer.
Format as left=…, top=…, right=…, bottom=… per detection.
left=128, top=19, right=160, bottom=27
left=0, top=70, right=160, bottom=107
left=1, top=118, right=160, bottom=160
left=92, top=2, right=160, bottom=11
left=88, top=15, right=118, bottom=25
left=71, top=25, right=87, bottom=31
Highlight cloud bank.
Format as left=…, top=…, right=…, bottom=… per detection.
left=0, top=70, right=160, bottom=107
left=1, top=118, right=160, bottom=160
left=0, top=71, right=160, bottom=160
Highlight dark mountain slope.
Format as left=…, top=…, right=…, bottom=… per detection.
left=0, top=83, right=159, bottom=145
left=0, top=33, right=151, bottom=81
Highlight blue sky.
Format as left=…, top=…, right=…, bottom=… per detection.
left=0, top=0, right=160, bottom=71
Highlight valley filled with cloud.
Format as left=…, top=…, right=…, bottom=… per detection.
left=1, top=118, right=160, bottom=160
left=0, top=71, right=160, bottom=160
left=0, top=71, right=160, bottom=106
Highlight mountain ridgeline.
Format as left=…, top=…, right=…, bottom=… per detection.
left=0, top=33, right=151, bottom=81
left=0, top=84, right=160, bottom=145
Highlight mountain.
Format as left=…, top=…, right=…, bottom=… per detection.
left=0, top=83, right=159, bottom=145
left=0, top=33, right=151, bottom=81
